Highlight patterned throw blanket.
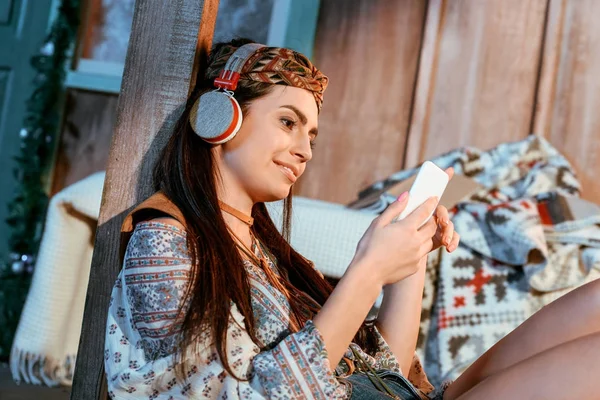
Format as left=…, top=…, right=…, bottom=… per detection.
left=353, top=136, right=600, bottom=386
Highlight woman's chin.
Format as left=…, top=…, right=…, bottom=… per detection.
left=258, top=186, right=292, bottom=203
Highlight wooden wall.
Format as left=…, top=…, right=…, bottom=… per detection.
left=533, top=0, right=600, bottom=204
left=405, top=0, right=547, bottom=165
left=52, top=0, right=600, bottom=205
left=297, top=0, right=600, bottom=204
left=297, top=0, right=428, bottom=200
left=51, top=89, right=117, bottom=196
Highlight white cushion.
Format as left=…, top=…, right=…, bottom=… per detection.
left=266, top=197, right=378, bottom=278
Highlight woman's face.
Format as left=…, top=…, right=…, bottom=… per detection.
left=216, top=85, right=318, bottom=203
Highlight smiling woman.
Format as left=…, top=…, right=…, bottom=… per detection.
left=103, top=38, right=439, bottom=399
left=101, top=36, right=600, bottom=400
left=214, top=85, right=317, bottom=198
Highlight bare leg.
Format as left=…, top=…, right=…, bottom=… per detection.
left=444, top=278, right=600, bottom=399
left=452, top=332, right=600, bottom=400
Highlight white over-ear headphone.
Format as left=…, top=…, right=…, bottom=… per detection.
left=189, top=43, right=264, bottom=144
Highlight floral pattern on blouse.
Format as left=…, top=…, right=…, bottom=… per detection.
left=105, top=222, right=403, bottom=399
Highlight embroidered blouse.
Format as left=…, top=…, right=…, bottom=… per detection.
left=104, top=221, right=404, bottom=399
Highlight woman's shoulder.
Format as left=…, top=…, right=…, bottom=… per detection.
left=124, top=218, right=189, bottom=261
left=132, top=214, right=187, bottom=236
left=143, top=216, right=187, bottom=232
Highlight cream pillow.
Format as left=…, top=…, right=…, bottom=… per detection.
left=266, top=197, right=377, bottom=278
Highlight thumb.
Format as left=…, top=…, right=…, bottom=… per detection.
left=379, top=192, right=409, bottom=225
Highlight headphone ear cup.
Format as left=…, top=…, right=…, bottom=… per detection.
left=189, top=91, right=243, bottom=144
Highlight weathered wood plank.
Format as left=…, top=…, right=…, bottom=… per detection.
left=404, top=0, right=548, bottom=168
left=534, top=0, right=600, bottom=203
left=532, top=0, right=566, bottom=139
left=297, top=0, right=427, bottom=203
left=404, top=0, right=445, bottom=169
left=70, top=1, right=219, bottom=399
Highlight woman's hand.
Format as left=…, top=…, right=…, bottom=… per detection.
left=431, top=168, right=460, bottom=253
left=349, top=194, right=439, bottom=287
left=432, top=204, right=460, bottom=252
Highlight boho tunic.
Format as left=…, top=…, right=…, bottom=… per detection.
left=104, top=220, right=430, bottom=399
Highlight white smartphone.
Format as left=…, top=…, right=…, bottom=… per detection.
left=392, top=161, right=449, bottom=228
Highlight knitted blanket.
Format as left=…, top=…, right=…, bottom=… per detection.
left=10, top=172, right=106, bottom=386
left=354, top=136, right=600, bottom=386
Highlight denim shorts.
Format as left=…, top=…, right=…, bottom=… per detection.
left=341, top=369, right=426, bottom=400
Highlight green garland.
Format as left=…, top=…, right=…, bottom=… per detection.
left=0, top=0, right=81, bottom=359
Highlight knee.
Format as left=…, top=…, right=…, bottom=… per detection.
left=592, top=277, right=600, bottom=298
left=582, top=278, right=600, bottom=310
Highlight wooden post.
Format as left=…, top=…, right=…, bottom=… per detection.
left=70, top=1, right=219, bottom=399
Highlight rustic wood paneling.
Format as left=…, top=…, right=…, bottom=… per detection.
left=534, top=0, right=600, bottom=203
left=51, top=89, right=118, bottom=196
left=532, top=0, right=565, bottom=139
left=70, top=1, right=219, bottom=399
left=296, top=0, right=428, bottom=203
left=405, top=0, right=548, bottom=168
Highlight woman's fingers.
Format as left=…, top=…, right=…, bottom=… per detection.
left=405, top=197, right=438, bottom=228
left=419, top=238, right=434, bottom=257
left=442, top=220, right=455, bottom=247
left=377, top=192, right=410, bottom=226
left=447, top=221, right=456, bottom=248
left=429, top=204, right=457, bottom=249
left=448, top=232, right=461, bottom=252
left=419, top=216, right=437, bottom=239
left=436, top=204, right=450, bottom=226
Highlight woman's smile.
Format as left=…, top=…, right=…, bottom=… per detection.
left=274, top=161, right=299, bottom=183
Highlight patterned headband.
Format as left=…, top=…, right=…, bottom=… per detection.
left=205, top=44, right=329, bottom=111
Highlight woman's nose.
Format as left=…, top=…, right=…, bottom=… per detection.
left=293, top=138, right=312, bottom=162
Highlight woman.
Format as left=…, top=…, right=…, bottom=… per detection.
left=104, top=39, right=600, bottom=399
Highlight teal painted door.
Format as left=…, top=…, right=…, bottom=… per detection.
left=0, top=0, right=54, bottom=261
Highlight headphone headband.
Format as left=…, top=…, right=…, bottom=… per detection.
left=213, top=43, right=265, bottom=91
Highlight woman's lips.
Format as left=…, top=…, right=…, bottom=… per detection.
left=274, top=162, right=298, bottom=183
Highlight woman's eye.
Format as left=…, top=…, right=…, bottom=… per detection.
left=280, top=118, right=297, bottom=129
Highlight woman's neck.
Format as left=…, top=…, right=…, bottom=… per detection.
left=222, top=213, right=252, bottom=248
left=215, top=160, right=256, bottom=250
left=218, top=194, right=254, bottom=250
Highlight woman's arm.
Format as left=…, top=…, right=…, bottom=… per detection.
left=375, top=259, right=427, bottom=374
left=313, top=196, right=439, bottom=369
left=375, top=197, right=459, bottom=374
left=312, top=259, right=383, bottom=367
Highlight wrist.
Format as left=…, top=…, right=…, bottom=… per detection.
left=383, top=259, right=426, bottom=290
left=345, top=258, right=383, bottom=298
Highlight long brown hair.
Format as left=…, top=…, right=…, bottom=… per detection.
left=153, top=39, right=377, bottom=381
